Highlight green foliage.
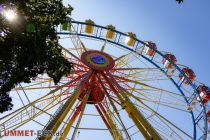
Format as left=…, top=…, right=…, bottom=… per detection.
left=106, top=25, right=116, bottom=30
left=0, top=0, right=73, bottom=113
left=85, top=19, right=95, bottom=25
left=176, top=0, right=183, bottom=4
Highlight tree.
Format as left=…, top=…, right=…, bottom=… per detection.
left=176, top=0, right=183, bottom=4
left=0, top=0, right=73, bottom=113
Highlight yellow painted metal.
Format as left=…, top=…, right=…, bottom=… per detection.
left=101, top=104, right=124, bottom=140
left=0, top=81, right=71, bottom=122
left=106, top=30, right=115, bottom=39
left=41, top=71, right=92, bottom=140
left=85, top=25, right=94, bottom=34
left=2, top=88, right=69, bottom=134
left=116, top=91, right=160, bottom=140
left=13, top=81, right=47, bottom=90
left=123, top=99, right=160, bottom=140
left=114, top=85, right=161, bottom=140
left=42, top=88, right=82, bottom=140
left=70, top=93, right=89, bottom=140
left=129, top=112, right=151, bottom=139
left=101, top=40, right=106, bottom=52
left=103, top=72, right=161, bottom=140
left=112, top=89, right=154, bottom=140
left=101, top=83, right=132, bottom=140
left=131, top=94, right=193, bottom=139
left=58, top=88, right=90, bottom=140
left=8, top=96, right=66, bottom=133
left=8, top=83, right=79, bottom=138
left=61, top=47, right=80, bottom=60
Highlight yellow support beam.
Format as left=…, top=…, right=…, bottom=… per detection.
left=70, top=93, right=89, bottom=140
left=99, top=104, right=124, bottom=140
left=103, top=72, right=162, bottom=140
left=113, top=85, right=161, bottom=140
left=39, top=71, right=93, bottom=140
left=39, top=88, right=81, bottom=140
left=58, top=88, right=90, bottom=140
left=128, top=112, right=151, bottom=140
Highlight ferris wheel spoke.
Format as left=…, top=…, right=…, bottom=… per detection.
left=14, top=73, right=84, bottom=93
left=64, top=24, right=87, bottom=57
left=0, top=73, right=86, bottom=131
left=131, top=88, right=193, bottom=107
left=127, top=95, right=189, bottom=139
left=131, top=94, right=193, bottom=140
left=141, top=93, right=187, bottom=108
left=112, top=74, right=192, bottom=100
left=13, top=81, right=49, bottom=90
left=71, top=62, right=89, bottom=70
left=114, top=52, right=134, bottom=68
left=144, top=110, right=188, bottom=140
left=97, top=76, right=132, bottom=140
left=131, top=94, right=188, bottom=112
left=129, top=89, right=188, bottom=108
left=137, top=108, right=184, bottom=140
left=100, top=71, right=161, bottom=140
left=115, top=67, right=166, bottom=76
left=62, top=46, right=81, bottom=60
left=135, top=89, right=191, bottom=108
left=106, top=70, right=191, bottom=140
left=69, top=98, right=88, bottom=140
left=38, top=70, right=93, bottom=140
left=100, top=39, right=107, bottom=52
left=117, top=54, right=138, bottom=68
left=118, top=89, right=192, bottom=140
left=105, top=97, right=132, bottom=140
left=95, top=103, right=124, bottom=140
left=14, top=90, right=47, bottom=130
left=113, top=70, right=168, bottom=82
left=132, top=104, right=174, bottom=139
left=58, top=77, right=94, bottom=140
left=14, top=85, right=67, bottom=90
left=7, top=97, right=70, bottom=137
left=0, top=80, right=72, bottom=121
left=122, top=87, right=190, bottom=113
left=113, top=67, right=164, bottom=71
left=0, top=87, right=71, bottom=136
left=71, top=70, right=88, bottom=73
left=58, top=93, right=89, bottom=140
left=115, top=74, right=168, bottom=83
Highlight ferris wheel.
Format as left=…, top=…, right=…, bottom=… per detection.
left=0, top=19, right=209, bottom=140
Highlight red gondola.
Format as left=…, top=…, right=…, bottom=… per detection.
left=206, top=109, right=210, bottom=123
left=197, top=85, right=210, bottom=104
left=145, top=41, right=157, bottom=56
left=162, top=53, right=177, bottom=69
left=179, top=68, right=196, bottom=85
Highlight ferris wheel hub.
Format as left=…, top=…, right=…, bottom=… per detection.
left=81, top=50, right=115, bottom=71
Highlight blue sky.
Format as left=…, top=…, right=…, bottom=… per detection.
left=64, top=0, right=210, bottom=85
left=1, top=1, right=210, bottom=139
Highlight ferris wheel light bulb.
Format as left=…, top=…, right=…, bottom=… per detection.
left=3, top=9, right=17, bottom=22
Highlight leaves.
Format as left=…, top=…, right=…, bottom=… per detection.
left=176, top=0, right=183, bottom=4
left=0, top=0, right=73, bottom=113
left=0, top=93, right=13, bottom=113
